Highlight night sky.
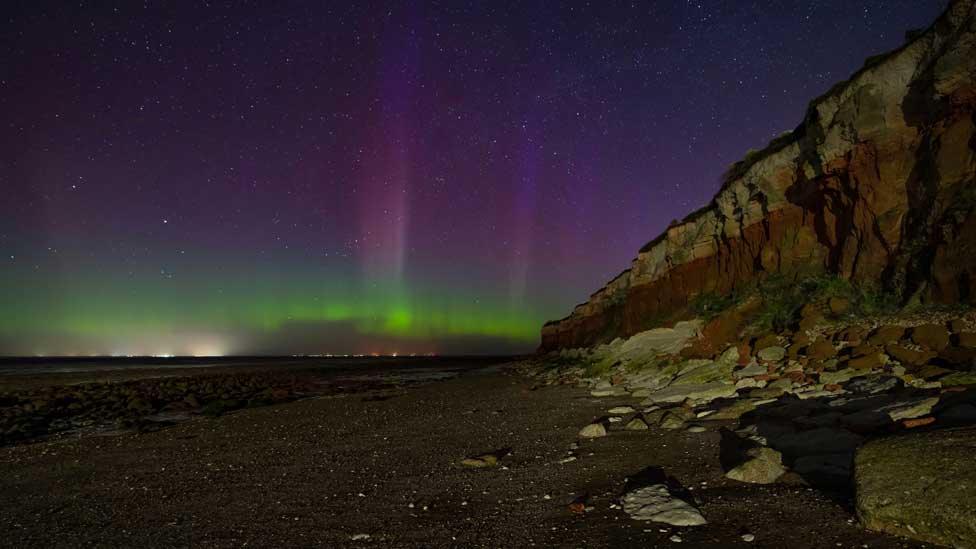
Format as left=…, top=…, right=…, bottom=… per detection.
left=1, top=1, right=948, bottom=357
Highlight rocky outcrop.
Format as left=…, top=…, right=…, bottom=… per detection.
left=855, top=427, right=976, bottom=547
left=542, top=0, right=976, bottom=351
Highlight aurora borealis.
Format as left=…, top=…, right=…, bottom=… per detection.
left=1, top=1, right=947, bottom=356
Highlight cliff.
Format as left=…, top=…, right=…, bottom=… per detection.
left=542, top=0, right=976, bottom=352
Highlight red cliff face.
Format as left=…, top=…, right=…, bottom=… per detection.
left=541, top=0, right=976, bottom=352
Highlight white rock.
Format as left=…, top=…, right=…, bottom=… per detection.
left=608, top=406, right=637, bottom=414
left=620, top=484, right=707, bottom=526
left=757, top=346, right=786, bottom=362
left=642, top=383, right=737, bottom=405
left=734, top=361, right=767, bottom=379
left=578, top=423, right=607, bottom=438
left=735, top=377, right=759, bottom=389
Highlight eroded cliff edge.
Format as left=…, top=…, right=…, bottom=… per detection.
left=542, top=0, right=976, bottom=352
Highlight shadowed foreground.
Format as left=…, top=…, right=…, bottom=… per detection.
left=0, top=366, right=924, bottom=548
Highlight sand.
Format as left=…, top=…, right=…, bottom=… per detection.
left=0, top=362, right=923, bottom=548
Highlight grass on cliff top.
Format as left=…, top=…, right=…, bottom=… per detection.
left=752, top=274, right=900, bottom=332
left=690, top=274, right=901, bottom=334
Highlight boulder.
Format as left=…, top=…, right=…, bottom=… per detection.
left=578, top=423, right=607, bottom=438
left=708, top=399, right=758, bottom=420
left=805, top=339, right=836, bottom=360
left=625, top=417, right=649, bottom=431
left=608, top=406, right=636, bottom=415
left=641, top=383, right=737, bottom=405
left=819, top=368, right=866, bottom=385
left=956, top=331, right=976, bottom=348
left=671, top=347, right=739, bottom=385
left=911, top=324, right=951, bottom=352
left=734, top=361, right=767, bottom=379
left=885, top=397, right=940, bottom=422
left=856, top=427, right=976, bottom=547
left=847, top=353, right=885, bottom=370
left=757, top=346, right=786, bottom=363
left=753, top=334, right=780, bottom=352
left=867, top=326, right=906, bottom=346
left=620, top=484, right=707, bottom=526
left=941, top=371, right=976, bottom=387
left=725, top=446, right=787, bottom=484
left=885, top=344, right=936, bottom=367
left=940, top=346, right=976, bottom=368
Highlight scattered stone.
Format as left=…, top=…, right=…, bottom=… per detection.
left=847, top=375, right=901, bottom=394
left=856, top=426, right=976, bottom=547
left=725, top=446, right=786, bottom=484
left=461, top=453, right=500, bottom=468
left=670, top=535, right=683, bottom=543
left=625, top=417, right=649, bottom=431
left=685, top=425, right=706, bottom=433
left=641, top=383, right=737, bottom=405
left=591, top=387, right=628, bottom=397
left=579, top=423, right=608, bottom=438
left=620, top=484, right=707, bottom=526
left=734, top=362, right=767, bottom=379
left=672, top=347, right=739, bottom=385
left=558, top=456, right=578, bottom=464
left=766, top=378, right=793, bottom=392
left=660, top=411, right=690, bottom=430
left=608, top=406, right=636, bottom=415
left=734, top=377, right=759, bottom=389
left=708, top=399, right=756, bottom=420
left=886, top=397, right=939, bottom=422
left=925, top=368, right=976, bottom=387
left=902, top=416, right=935, bottom=428
left=741, top=533, right=755, bottom=542
left=819, top=368, right=865, bottom=385
left=350, top=534, right=371, bottom=541
left=757, top=346, right=786, bottom=363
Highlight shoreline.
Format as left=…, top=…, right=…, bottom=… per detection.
left=0, top=360, right=926, bottom=548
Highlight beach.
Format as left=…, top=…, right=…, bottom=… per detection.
left=0, top=359, right=923, bottom=548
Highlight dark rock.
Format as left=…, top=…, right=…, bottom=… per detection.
left=910, top=324, right=951, bottom=352
left=867, top=326, right=906, bottom=346
left=827, top=297, right=850, bottom=316
left=884, top=344, right=936, bottom=367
